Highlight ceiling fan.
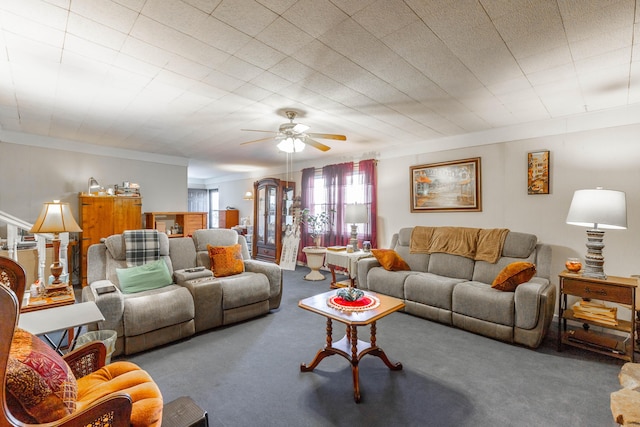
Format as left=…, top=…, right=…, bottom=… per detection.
left=240, top=111, right=346, bottom=152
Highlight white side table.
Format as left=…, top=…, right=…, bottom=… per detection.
left=19, top=301, right=105, bottom=354
left=325, top=250, right=373, bottom=288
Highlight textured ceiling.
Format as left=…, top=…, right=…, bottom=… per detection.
left=0, top=0, right=639, bottom=180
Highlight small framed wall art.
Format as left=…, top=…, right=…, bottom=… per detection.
left=410, top=157, right=482, bottom=212
left=527, top=150, right=550, bottom=195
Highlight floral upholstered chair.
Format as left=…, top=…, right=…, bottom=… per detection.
left=0, top=256, right=163, bottom=427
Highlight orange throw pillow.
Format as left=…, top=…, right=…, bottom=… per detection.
left=207, top=244, right=244, bottom=277
left=371, top=249, right=411, bottom=271
left=492, top=262, right=536, bottom=291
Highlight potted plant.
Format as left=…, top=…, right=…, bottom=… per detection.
left=299, top=208, right=334, bottom=247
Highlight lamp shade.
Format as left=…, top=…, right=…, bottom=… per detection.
left=277, top=137, right=305, bottom=153
left=30, top=200, right=83, bottom=234
left=345, top=203, right=368, bottom=224
left=566, top=188, right=627, bottom=230
left=243, top=191, right=253, bottom=200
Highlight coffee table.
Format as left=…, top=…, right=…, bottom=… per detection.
left=298, top=289, right=405, bottom=402
left=18, top=301, right=105, bottom=355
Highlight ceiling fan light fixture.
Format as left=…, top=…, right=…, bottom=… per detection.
left=277, top=137, right=305, bottom=153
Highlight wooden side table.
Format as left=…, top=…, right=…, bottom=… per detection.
left=21, top=285, right=76, bottom=349
left=557, top=271, right=637, bottom=362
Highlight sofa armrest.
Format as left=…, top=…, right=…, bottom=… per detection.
left=244, top=259, right=283, bottom=309
left=357, top=257, right=381, bottom=290
left=174, top=268, right=214, bottom=284
left=514, top=277, right=552, bottom=330
left=82, top=280, right=125, bottom=331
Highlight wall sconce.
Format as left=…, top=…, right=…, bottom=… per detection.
left=345, top=203, right=368, bottom=252
left=243, top=191, right=254, bottom=200
left=566, top=187, right=627, bottom=279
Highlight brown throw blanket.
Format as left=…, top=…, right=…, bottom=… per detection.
left=410, top=226, right=509, bottom=264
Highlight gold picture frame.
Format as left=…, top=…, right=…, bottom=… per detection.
left=527, top=150, right=549, bottom=195
left=410, top=157, right=482, bottom=212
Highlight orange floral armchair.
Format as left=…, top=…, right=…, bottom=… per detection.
left=0, top=256, right=163, bottom=427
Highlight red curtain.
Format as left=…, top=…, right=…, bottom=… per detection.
left=322, top=162, right=354, bottom=248
left=297, top=167, right=316, bottom=262
left=298, top=159, right=378, bottom=257
left=359, top=159, right=377, bottom=248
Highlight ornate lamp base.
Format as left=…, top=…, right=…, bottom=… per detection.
left=582, top=229, right=606, bottom=279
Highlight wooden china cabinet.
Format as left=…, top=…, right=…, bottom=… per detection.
left=79, top=195, right=142, bottom=286
left=252, top=178, right=295, bottom=264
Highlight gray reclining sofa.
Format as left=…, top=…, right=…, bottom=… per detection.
left=82, top=228, right=282, bottom=356
left=357, top=227, right=555, bottom=348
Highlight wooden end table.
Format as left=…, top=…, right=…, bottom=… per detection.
left=557, top=271, right=637, bottom=362
left=299, top=290, right=405, bottom=403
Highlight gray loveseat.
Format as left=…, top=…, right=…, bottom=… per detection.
left=357, top=227, right=555, bottom=348
left=82, top=229, right=282, bottom=356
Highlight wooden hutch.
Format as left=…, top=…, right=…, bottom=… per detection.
left=79, top=195, right=142, bottom=286
left=252, top=178, right=295, bottom=264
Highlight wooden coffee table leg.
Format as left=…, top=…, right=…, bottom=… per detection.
left=350, top=324, right=361, bottom=402
left=301, top=318, right=335, bottom=372
left=368, top=322, right=403, bottom=371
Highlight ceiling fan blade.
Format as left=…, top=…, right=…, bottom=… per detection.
left=305, top=137, right=331, bottom=152
left=240, top=136, right=275, bottom=145
left=292, top=123, right=309, bottom=133
left=240, top=129, right=278, bottom=133
left=306, top=132, right=346, bottom=141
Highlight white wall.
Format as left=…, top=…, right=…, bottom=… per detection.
left=3, top=122, right=639, bottom=291
left=0, top=141, right=188, bottom=226
left=378, top=124, right=640, bottom=284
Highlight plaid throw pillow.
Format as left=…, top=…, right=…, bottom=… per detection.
left=124, top=230, right=160, bottom=267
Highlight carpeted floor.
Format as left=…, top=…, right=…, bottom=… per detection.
left=125, top=266, right=623, bottom=427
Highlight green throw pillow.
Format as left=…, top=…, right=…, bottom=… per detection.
left=116, top=259, right=172, bottom=294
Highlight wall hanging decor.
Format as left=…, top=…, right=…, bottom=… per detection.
left=528, top=150, right=550, bottom=195
left=410, top=157, right=481, bottom=212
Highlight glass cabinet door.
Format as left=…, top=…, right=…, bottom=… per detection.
left=257, top=187, right=266, bottom=244
left=266, top=185, right=276, bottom=245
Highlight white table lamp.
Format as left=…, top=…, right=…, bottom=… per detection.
left=30, top=200, right=83, bottom=287
left=566, top=187, right=627, bottom=279
left=345, top=204, right=368, bottom=252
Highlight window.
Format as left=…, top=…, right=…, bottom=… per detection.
left=187, top=189, right=208, bottom=212
left=300, top=159, right=377, bottom=250
left=209, top=189, right=219, bottom=228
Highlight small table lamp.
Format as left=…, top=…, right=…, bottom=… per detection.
left=566, top=187, right=627, bottom=279
left=30, top=200, right=83, bottom=289
left=345, top=203, right=368, bottom=252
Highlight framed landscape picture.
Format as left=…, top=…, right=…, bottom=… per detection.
left=527, top=150, right=549, bottom=195
left=410, top=157, right=482, bottom=212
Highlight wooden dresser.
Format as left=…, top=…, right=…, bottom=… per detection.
left=79, top=195, right=142, bottom=286
left=216, top=209, right=239, bottom=228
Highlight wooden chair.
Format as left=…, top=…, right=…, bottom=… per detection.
left=0, top=257, right=134, bottom=427
left=0, top=256, right=26, bottom=311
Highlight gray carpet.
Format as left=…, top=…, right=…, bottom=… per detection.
left=125, top=267, right=623, bottom=427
